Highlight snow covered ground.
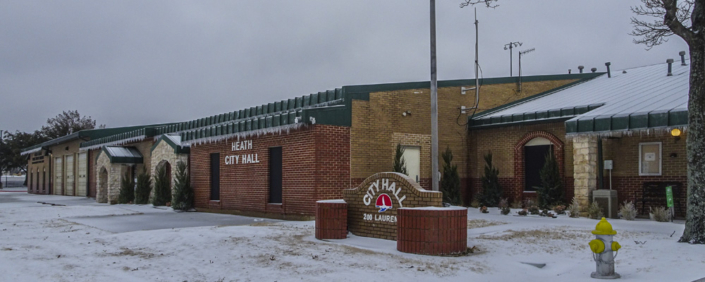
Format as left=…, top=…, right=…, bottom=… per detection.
left=1, top=192, right=703, bottom=282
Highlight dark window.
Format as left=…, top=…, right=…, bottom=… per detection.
left=30, top=172, right=34, bottom=191
left=524, top=145, right=551, bottom=191
left=269, top=147, right=283, bottom=203
left=210, top=153, right=220, bottom=200
left=43, top=171, right=46, bottom=193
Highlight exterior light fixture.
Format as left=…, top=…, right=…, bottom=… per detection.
left=671, top=128, right=681, bottom=137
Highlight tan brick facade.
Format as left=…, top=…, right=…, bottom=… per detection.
left=351, top=80, right=578, bottom=202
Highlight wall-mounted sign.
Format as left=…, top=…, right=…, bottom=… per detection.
left=225, top=140, right=259, bottom=165
left=343, top=172, right=443, bottom=240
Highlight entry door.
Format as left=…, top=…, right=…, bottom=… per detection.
left=65, top=155, right=75, bottom=196
left=524, top=145, right=551, bottom=191
left=402, top=146, right=421, bottom=182
left=77, top=152, right=88, bottom=196
left=54, top=157, right=63, bottom=195
left=210, top=153, right=220, bottom=200
left=269, top=147, right=282, bottom=203
left=42, top=170, right=46, bottom=194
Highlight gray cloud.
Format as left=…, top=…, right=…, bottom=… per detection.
left=0, top=0, right=689, bottom=133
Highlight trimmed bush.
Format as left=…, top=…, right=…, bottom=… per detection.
left=171, top=161, right=194, bottom=211
left=152, top=164, right=171, bottom=206
left=392, top=143, right=407, bottom=175
left=587, top=202, right=604, bottom=219
left=650, top=206, right=670, bottom=222
left=479, top=151, right=502, bottom=207
left=440, top=146, right=461, bottom=205
left=118, top=170, right=135, bottom=204
left=537, top=152, right=564, bottom=209
left=567, top=197, right=581, bottom=218
left=134, top=169, right=151, bottom=204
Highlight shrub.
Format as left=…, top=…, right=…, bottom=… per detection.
left=479, top=151, right=502, bottom=207
left=480, top=206, right=489, bottom=213
left=440, top=147, right=461, bottom=205
left=152, top=164, right=171, bottom=206
left=528, top=205, right=540, bottom=215
left=567, top=197, right=581, bottom=218
left=501, top=206, right=511, bottom=215
left=510, top=199, right=522, bottom=209
left=553, top=205, right=566, bottom=215
left=171, top=161, right=194, bottom=211
left=118, top=170, right=135, bottom=204
left=134, top=169, right=152, bottom=204
left=470, top=197, right=480, bottom=208
left=536, top=152, right=564, bottom=209
left=498, top=198, right=509, bottom=209
left=620, top=201, right=637, bottom=220
left=650, top=206, right=670, bottom=222
left=392, top=144, right=407, bottom=175
left=587, top=202, right=604, bottom=219
left=517, top=209, right=528, bottom=216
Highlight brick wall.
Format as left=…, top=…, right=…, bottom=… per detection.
left=351, top=80, right=578, bottom=196
left=190, top=124, right=350, bottom=216
left=397, top=207, right=467, bottom=255
left=468, top=122, right=572, bottom=204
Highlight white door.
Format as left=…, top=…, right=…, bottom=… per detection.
left=54, top=157, right=63, bottom=195
left=65, top=155, right=74, bottom=196
left=77, top=152, right=87, bottom=196
left=402, top=146, right=421, bottom=183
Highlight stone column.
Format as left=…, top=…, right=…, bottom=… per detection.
left=573, top=135, right=598, bottom=211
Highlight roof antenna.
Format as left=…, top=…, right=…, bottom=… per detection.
left=462, top=8, right=480, bottom=112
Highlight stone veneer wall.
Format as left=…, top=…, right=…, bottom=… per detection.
left=343, top=172, right=442, bottom=241
left=95, top=152, right=121, bottom=204
left=572, top=135, right=598, bottom=210
left=150, top=139, right=189, bottom=196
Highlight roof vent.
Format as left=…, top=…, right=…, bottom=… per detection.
left=679, top=51, right=687, bottom=66
left=568, top=69, right=572, bottom=74
left=605, top=62, right=611, bottom=78
left=667, top=59, right=674, bottom=76
left=591, top=67, right=597, bottom=73
left=578, top=66, right=584, bottom=73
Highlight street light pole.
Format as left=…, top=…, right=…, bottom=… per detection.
left=430, top=0, right=439, bottom=191
left=504, top=41, right=522, bottom=77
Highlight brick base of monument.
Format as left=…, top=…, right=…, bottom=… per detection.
left=397, top=207, right=468, bottom=256
left=315, top=200, right=348, bottom=240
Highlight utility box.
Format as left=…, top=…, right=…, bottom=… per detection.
left=593, top=190, right=619, bottom=219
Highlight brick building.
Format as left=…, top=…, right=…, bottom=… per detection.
left=468, top=59, right=689, bottom=217
left=21, top=73, right=601, bottom=217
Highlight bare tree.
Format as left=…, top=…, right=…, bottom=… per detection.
left=40, top=110, right=100, bottom=139
left=463, top=0, right=705, bottom=244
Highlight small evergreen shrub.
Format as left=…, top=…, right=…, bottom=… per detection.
left=536, top=151, right=564, bottom=209
left=553, top=205, right=566, bottom=215
left=528, top=205, right=540, bottom=215
left=620, top=201, right=637, bottom=220
left=171, top=161, right=194, bottom=211
left=567, top=197, right=581, bottom=218
left=479, top=151, right=502, bottom=207
left=392, top=144, right=407, bottom=175
left=587, top=202, right=604, bottom=219
left=498, top=198, right=509, bottom=209
left=152, top=164, right=171, bottom=206
left=118, top=170, right=135, bottom=204
left=501, top=206, right=511, bottom=215
left=510, top=199, right=523, bottom=209
left=134, top=169, right=152, bottom=204
left=470, top=198, right=480, bottom=208
left=480, top=206, right=489, bottom=213
left=440, top=147, right=461, bottom=205
left=650, top=206, right=670, bottom=222
left=517, top=209, right=528, bottom=216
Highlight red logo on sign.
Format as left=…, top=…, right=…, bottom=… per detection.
left=375, top=194, right=393, bottom=212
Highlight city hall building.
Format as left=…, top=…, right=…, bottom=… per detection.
left=23, top=72, right=607, bottom=216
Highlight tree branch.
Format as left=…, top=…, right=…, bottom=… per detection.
left=460, top=0, right=499, bottom=8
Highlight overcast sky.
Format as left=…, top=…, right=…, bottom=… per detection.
left=0, top=0, right=689, bottom=133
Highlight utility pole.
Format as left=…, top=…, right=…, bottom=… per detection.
left=518, top=48, right=535, bottom=92
left=504, top=41, right=522, bottom=77
left=430, top=0, right=439, bottom=191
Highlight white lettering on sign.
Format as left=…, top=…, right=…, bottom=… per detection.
left=362, top=178, right=407, bottom=208
left=362, top=213, right=397, bottom=223
left=232, top=140, right=253, bottom=151
left=225, top=140, right=259, bottom=165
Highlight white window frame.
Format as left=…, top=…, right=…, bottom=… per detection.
left=638, top=142, right=662, bottom=176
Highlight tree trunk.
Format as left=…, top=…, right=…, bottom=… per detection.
left=679, top=41, right=705, bottom=244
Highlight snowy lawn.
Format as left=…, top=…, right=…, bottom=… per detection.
left=1, top=193, right=704, bottom=282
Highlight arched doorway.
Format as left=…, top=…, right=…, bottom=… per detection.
left=524, top=137, right=552, bottom=192
left=98, top=167, right=108, bottom=203
left=156, top=160, right=172, bottom=198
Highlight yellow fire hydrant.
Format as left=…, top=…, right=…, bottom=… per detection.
left=589, top=217, right=621, bottom=279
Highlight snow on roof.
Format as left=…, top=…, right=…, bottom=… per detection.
left=472, top=61, right=689, bottom=132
